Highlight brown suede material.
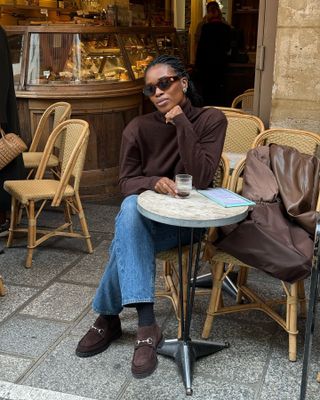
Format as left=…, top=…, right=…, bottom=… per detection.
left=131, top=323, right=163, bottom=378
left=76, top=315, right=122, bottom=357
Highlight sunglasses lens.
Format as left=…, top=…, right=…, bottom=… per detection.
left=143, top=85, right=156, bottom=97
left=158, top=77, right=172, bottom=91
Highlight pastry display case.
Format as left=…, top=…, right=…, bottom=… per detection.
left=4, top=25, right=183, bottom=200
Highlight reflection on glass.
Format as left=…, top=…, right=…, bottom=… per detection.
left=155, top=33, right=180, bottom=56
left=121, top=33, right=157, bottom=79
left=27, top=33, right=130, bottom=85
left=7, top=34, right=24, bottom=87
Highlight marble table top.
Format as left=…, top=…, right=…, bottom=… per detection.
left=137, top=190, right=248, bottom=228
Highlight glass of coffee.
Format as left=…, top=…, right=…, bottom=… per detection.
left=175, top=174, right=192, bottom=198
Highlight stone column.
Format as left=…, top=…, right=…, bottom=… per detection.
left=270, top=0, right=320, bottom=133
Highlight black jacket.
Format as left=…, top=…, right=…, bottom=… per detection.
left=0, top=25, right=25, bottom=211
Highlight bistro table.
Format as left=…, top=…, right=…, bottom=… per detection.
left=137, top=189, right=249, bottom=395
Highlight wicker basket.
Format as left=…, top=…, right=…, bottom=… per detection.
left=0, top=129, right=27, bottom=170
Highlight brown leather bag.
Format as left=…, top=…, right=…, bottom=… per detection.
left=216, top=144, right=319, bottom=283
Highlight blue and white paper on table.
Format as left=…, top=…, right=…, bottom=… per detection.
left=197, top=188, right=256, bottom=208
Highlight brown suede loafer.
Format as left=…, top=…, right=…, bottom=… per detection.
left=76, top=315, right=122, bottom=358
left=131, top=323, right=163, bottom=379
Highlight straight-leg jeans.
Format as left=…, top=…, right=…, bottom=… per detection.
left=92, top=195, right=198, bottom=315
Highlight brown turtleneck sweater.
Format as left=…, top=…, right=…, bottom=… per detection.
left=119, top=99, right=227, bottom=197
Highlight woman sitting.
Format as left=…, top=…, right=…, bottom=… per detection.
left=75, top=55, right=227, bottom=378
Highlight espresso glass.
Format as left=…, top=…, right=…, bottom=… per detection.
left=175, top=174, right=192, bottom=198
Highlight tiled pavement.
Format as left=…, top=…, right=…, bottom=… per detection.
left=0, top=201, right=319, bottom=400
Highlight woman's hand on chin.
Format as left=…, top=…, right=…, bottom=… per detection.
left=165, top=105, right=183, bottom=125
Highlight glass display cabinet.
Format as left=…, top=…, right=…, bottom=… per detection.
left=5, top=25, right=183, bottom=200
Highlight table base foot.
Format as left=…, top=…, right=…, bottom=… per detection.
left=157, top=339, right=229, bottom=395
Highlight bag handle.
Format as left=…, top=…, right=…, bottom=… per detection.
left=0, top=126, right=19, bottom=149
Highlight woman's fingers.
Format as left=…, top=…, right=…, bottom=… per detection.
left=155, top=178, right=176, bottom=195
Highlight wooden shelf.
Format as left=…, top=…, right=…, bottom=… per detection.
left=0, top=3, right=76, bottom=12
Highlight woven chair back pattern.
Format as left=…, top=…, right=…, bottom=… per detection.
left=52, top=121, right=89, bottom=207
left=29, top=102, right=71, bottom=152
left=231, top=92, right=254, bottom=113
left=223, top=114, right=264, bottom=153
left=59, top=121, right=89, bottom=191
left=253, top=128, right=320, bottom=156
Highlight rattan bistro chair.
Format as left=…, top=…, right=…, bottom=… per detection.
left=231, top=90, right=254, bottom=114
left=155, top=155, right=230, bottom=336
left=4, top=119, right=93, bottom=268
left=201, top=128, right=320, bottom=362
left=223, top=113, right=264, bottom=155
left=203, top=106, right=245, bottom=115
left=23, top=102, right=71, bottom=178
left=223, top=113, right=264, bottom=171
left=201, top=109, right=264, bottom=170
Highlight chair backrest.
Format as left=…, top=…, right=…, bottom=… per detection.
left=229, top=128, right=320, bottom=201
left=35, top=119, right=90, bottom=206
left=29, top=102, right=72, bottom=152
left=203, top=106, right=246, bottom=115
left=213, top=153, right=229, bottom=189
left=231, top=91, right=254, bottom=114
left=252, top=128, right=320, bottom=156
left=223, top=113, right=265, bottom=154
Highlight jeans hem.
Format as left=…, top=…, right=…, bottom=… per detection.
left=92, top=306, right=123, bottom=315
left=122, top=298, right=154, bottom=306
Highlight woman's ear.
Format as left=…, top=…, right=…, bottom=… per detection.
left=181, top=77, right=188, bottom=93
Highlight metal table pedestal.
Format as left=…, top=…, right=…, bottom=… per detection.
left=157, top=227, right=228, bottom=395
left=158, top=338, right=229, bottom=395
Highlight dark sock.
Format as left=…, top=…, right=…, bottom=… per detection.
left=135, top=302, right=155, bottom=327
left=100, top=314, right=118, bottom=322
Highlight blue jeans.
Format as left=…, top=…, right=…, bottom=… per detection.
left=93, top=195, right=200, bottom=315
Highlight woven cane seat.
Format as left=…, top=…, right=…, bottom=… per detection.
left=211, top=249, right=250, bottom=268
left=23, top=152, right=59, bottom=169
left=4, top=179, right=74, bottom=204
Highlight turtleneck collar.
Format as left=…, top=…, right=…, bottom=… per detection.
left=156, top=97, right=198, bottom=123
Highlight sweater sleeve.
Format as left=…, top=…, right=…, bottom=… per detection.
left=173, top=110, right=227, bottom=189
left=118, top=123, right=160, bottom=197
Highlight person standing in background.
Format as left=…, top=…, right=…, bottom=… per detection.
left=0, top=26, right=26, bottom=240
left=194, top=1, right=231, bottom=106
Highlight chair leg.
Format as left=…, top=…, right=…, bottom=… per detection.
left=26, top=200, right=36, bottom=269
left=162, top=260, right=182, bottom=337
left=297, top=280, right=307, bottom=317
left=64, top=200, right=73, bottom=233
left=287, top=282, right=298, bottom=362
left=74, top=193, right=93, bottom=253
left=236, top=266, right=248, bottom=304
left=0, top=275, right=6, bottom=296
left=7, top=197, right=19, bottom=247
left=202, top=261, right=224, bottom=339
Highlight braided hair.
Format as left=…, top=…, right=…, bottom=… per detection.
left=145, top=55, right=203, bottom=107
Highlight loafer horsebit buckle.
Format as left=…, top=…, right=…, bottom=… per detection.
left=136, top=337, right=153, bottom=345
left=90, top=325, right=104, bottom=336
